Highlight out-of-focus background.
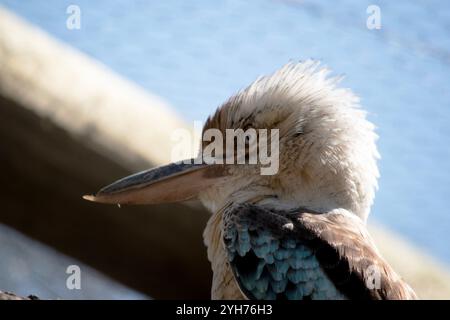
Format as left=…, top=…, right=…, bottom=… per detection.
left=0, top=0, right=449, bottom=299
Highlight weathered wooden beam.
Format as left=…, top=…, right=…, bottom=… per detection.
left=0, top=291, right=38, bottom=300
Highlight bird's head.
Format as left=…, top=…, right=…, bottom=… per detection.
left=84, top=61, right=379, bottom=222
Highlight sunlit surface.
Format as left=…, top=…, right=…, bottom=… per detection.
left=0, top=224, right=148, bottom=299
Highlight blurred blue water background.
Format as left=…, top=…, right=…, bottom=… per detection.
left=1, top=0, right=449, bottom=267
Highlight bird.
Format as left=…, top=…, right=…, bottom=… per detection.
left=84, top=61, right=417, bottom=300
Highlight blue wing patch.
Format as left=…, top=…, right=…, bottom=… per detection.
left=223, top=205, right=346, bottom=300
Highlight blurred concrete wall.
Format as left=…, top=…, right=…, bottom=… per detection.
left=0, top=8, right=210, bottom=299
left=0, top=8, right=449, bottom=299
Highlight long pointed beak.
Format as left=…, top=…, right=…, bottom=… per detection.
left=83, top=159, right=225, bottom=205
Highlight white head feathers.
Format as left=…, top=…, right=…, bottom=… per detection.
left=200, top=61, right=379, bottom=222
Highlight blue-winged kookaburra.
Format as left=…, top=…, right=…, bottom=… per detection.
left=84, top=61, right=417, bottom=300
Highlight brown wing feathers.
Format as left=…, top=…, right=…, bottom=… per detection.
left=297, top=211, right=417, bottom=299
